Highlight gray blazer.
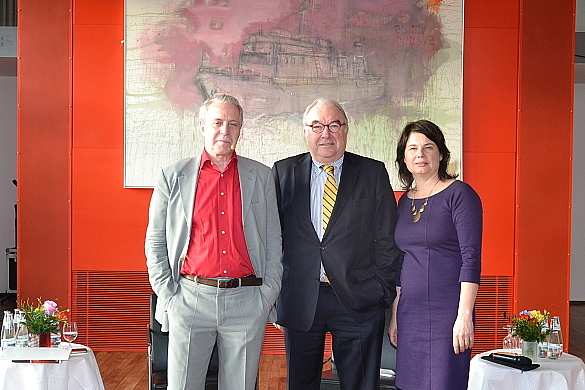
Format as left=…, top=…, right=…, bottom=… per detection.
left=145, top=155, right=283, bottom=331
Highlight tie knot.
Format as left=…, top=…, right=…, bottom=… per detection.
left=322, top=165, right=334, bottom=175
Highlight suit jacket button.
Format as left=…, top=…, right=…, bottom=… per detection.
left=320, top=246, right=325, bottom=250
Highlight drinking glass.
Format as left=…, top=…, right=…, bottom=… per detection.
left=62, top=322, right=78, bottom=348
left=502, top=325, right=521, bottom=349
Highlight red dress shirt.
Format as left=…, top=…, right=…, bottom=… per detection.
left=181, top=150, right=255, bottom=278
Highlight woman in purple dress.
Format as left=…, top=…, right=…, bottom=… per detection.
left=388, top=120, right=482, bottom=390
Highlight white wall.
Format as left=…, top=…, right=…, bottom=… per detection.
left=0, top=76, right=17, bottom=292
left=572, top=83, right=585, bottom=301
left=578, top=0, right=585, bottom=32
left=572, top=0, right=585, bottom=301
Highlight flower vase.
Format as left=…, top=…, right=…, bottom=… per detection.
left=521, top=340, right=538, bottom=359
left=29, top=333, right=52, bottom=347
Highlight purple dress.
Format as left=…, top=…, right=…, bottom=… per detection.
left=394, top=180, right=482, bottom=390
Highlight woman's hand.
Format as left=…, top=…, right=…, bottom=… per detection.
left=452, top=282, right=478, bottom=354
left=452, top=313, right=474, bottom=354
left=389, top=315, right=398, bottom=347
left=388, top=287, right=401, bottom=347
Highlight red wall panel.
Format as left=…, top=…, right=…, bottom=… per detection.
left=514, top=0, right=574, bottom=318
left=70, top=1, right=152, bottom=272
left=462, top=25, right=520, bottom=277
left=17, top=1, right=72, bottom=306
left=462, top=28, right=519, bottom=154
left=72, top=148, right=150, bottom=271
left=73, top=0, right=123, bottom=26
left=464, top=0, right=519, bottom=29
left=463, top=152, right=516, bottom=276
left=73, top=24, right=125, bottom=150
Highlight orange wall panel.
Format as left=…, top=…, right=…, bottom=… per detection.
left=72, top=148, right=151, bottom=271
left=70, top=0, right=150, bottom=272
left=17, top=0, right=72, bottom=305
left=462, top=22, right=520, bottom=276
left=73, top=0, right=123, bottom=25
left=514, top=0, right=574, bottom=330
left=462, top=27, right=519, bottom=154
left=73, top=24, right=124, bottom=150
left=463, top=152, right=516, bottom=276
left=464, top=0, right=519, bottom=29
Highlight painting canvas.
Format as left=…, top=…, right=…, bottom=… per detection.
left=125, top=0, right=463, bottom=188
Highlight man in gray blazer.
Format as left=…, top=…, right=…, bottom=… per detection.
left=146, top=93, right=282, bottom=390
left=273, top=98, right=401, bottom=389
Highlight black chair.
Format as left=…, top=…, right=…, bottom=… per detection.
left=320, top=308, right=397, bottom=389
left=148, top=293, right=219, bottom=390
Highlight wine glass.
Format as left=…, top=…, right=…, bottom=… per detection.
left=62, top=322, right=78, bottom=348
left=502, top=325, right=520, bottom=350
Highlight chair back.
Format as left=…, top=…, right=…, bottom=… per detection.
left=150, top=293, right=169, bottom=374
left=149, top=293, right=219, bottom=380
left=381, top=308, right=397, bottom=371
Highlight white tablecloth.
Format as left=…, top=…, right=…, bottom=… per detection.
left=468, top=349, right=585, bottom=390
left=0, top=344, right=105, bottom=390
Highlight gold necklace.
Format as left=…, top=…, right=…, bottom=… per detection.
left=411, top=179, right=440, bottom=223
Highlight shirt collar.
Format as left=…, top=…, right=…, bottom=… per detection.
left=311, top=154, right=344, bottom=174
left=200, top=149, right=238, bottom=170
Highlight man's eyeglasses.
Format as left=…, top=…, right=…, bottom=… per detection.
left=305, top=121, right=347, bottom=133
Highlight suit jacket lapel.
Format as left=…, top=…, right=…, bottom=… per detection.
left=178, top=156, right=201, bottom=229
left=239, top=157, right=254, bottom=217
left=295, top=154, right=320, bottom=239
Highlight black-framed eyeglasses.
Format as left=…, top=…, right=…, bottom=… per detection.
left=305, top=121, right=346, bottom=133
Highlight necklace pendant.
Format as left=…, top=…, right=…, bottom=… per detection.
left=410, top=180, right=439, bottom=223
left=412, top=211, right=421, bottom=223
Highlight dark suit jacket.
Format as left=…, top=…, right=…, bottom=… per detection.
left=273, top=152, right=401, bottom=332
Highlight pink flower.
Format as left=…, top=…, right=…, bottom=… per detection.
left=43, top=300, right=58, bottom=315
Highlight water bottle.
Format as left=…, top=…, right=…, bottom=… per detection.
left=13, top=309, right=22, bottom=336
left=1, top=312, right=16, bottom=349
left=14, top=310, right=29, bottom=348
left=548, top=316, right=563, bottom=359
left=51, top=332, right=61, bottom=347
left=538, top=319, right=549, bottom=358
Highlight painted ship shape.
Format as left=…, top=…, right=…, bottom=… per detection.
left=194, top=28, right=387, bottom=116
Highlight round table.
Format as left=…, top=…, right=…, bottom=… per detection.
left=0, top=344, right=105, bottom=390
left=468, top=349, right=585, bottom=390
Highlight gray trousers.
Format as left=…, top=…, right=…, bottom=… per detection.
left=167, top=277, right=270, bottom=390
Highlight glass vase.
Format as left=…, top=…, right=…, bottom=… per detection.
left=521, top=340, right=538, bottom=359
left=29, top=333, right=52, bottom=347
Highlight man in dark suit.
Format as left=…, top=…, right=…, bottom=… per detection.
left=272, top=98, right=401, bottom=389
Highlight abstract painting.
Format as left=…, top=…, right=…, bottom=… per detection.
left=125, top=0, right=463, bottom=188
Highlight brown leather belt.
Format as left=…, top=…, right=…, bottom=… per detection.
left=181, top=274, right=262, bottom=289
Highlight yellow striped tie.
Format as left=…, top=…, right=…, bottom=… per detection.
left=322, top=165, right=337, bottom=234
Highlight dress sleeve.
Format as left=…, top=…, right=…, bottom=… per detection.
left=450, top=182, right=483, bottom=284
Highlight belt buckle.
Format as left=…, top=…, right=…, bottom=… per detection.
left=218, top=278, right=238, bottom=289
